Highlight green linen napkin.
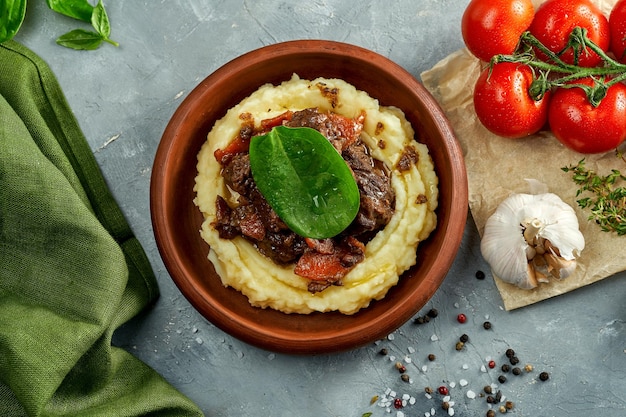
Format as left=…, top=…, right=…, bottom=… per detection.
left=0, top=41, right=204, bottom=417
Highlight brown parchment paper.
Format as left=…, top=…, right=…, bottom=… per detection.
left=420, top=0, right=625, bottom=309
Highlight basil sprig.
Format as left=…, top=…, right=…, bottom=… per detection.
left=249, top=126, right=360, bottom=239
left=0, top=0, right=117, bottom=50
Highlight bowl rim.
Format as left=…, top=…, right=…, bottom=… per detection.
left=150, top=39, right=468, bottom=354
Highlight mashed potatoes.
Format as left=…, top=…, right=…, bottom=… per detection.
left=194, top=75, right=438, bottom=314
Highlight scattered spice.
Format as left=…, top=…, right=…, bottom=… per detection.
left=395, top=362, right=406, bottom=373
left=539, top=371, right=550, bottom=381
left=501, top=364, right=510, bottom=373
left=484, top=385, right=493, bottom=395
left=427, top=308, right=439, bottom=318
left=475, top=270, right=486, bottom=280
left=512, top=367, right=522, bottom=376
left=509, top=356, right=520, bottom=365
left=428, top=353, right=436, bottom=361
left=488, top=360, right=496, bottom=369
left=456, top=341, right=465, bottom=351
left=379, top=348, right=388, bottom=356
left=483, top=321, right=492, bottom=330
left=524, top=364, right=534, bottom=373
left=460, top=334, right=469, bottom=343
left=505, top=401, right=514, bottom=410
left=498, top=375, right=507, bottom=384
left=438, top=386, right=449, bottom=395
left=486, top=410, right=496, bottom=417
left=401, top=374, right=410, bottom=383
left=393, top=397, right=403, bottom=409
left=457, top=313, right=467, bottom=324
left=505, top=348, right=515, bottom=358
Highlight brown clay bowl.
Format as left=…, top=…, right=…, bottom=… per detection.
left=150, top=40, right=468, bottom=354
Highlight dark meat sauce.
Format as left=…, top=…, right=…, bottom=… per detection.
left=212, top=107, right=415, bottom=293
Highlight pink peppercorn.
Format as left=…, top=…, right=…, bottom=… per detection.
left=438, top=386, right=449, bottom=395
left=488, top=360, right=496, bottom=369
left=394, top=398, right=403, bottom=409
left=457, top=313, right=467, bottom=323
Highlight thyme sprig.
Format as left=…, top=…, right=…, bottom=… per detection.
left=562, top=158, right=626, bottom=235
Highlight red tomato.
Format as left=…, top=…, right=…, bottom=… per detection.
left=528, top=0, right=610, bottom=67
left=462, top=0, right=535, bottom=62
left=610, top=0, right=626, bottom=63
left=548, top=78, right=626, bottom=154
left=473, top=62, right=551, bottom=138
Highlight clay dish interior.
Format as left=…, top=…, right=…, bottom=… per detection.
left=150, top=40, right=468, bottom=355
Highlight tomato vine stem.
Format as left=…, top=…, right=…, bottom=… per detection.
left=490, top=27, right=626, bottom=106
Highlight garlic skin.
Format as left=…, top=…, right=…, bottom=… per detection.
left=480, top=192, right=585, bottom=290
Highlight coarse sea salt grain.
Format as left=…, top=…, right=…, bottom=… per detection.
left=397, top=412, right=405, bottom=417
left=430, top=334, right=439, bottom=342
left=448, top=407, right=455, bottom=416
left=462, top=364, right=469, bottom=370
left=459, top=379, right=468, bottom=387
left=480, top=365, right=487, bottom=373
left=449, top=381, right=456, bottom=388
left=404, top=356, right=412, bottom=363
left=408, top=346, right=416, bottom=354
left=467, top=390, right=476, bottom=399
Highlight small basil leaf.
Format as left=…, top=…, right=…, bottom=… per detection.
left=249, top=126, right=360, bottom=239
left=46, top=0, right=94, bottom=23
left=56, top=29, right=104, bottom=50
left=0, top=0, right=27, bottom=44
left=91, top=0, right=110, bottom=38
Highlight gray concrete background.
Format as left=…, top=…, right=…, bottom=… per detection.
left=14, top=1, right=626, bottom=416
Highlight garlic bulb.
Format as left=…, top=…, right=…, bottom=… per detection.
left=480, top=191, right=585, bottom=290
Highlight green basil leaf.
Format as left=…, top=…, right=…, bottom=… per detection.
left=0, top=0, right=27, bottom=44
left=249, top=126, right=360, bottom=239
left=56, top=29, right=104, bottom=50
left=91, top=0, right=110, bottom=38
left=46, top=0, right=93, bottom=23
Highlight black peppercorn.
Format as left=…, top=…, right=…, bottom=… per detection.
left=539, top=371, right=550, bottom=381
left=475, top=270, right=486, bottom=280
left=498, top=375, right=507, bottom=384
left=427, top=308, right=439, bottom=318
left=379, top=348, right=388, bottom=356
left=428, top=353, right=436, bottom=361
left=495, top=390, right=502, bottom=402
left=483, top=321, right=492, bottom=330
left=512, top=367, right=522, bottom=376
left=509, top=356, right=520, bottom=365
left=401, top=374, right=410, bottom=383
left=486, top=410, right=496, bottom=417
left=501, top=364, right=510, bottom=373
left=414, top=316, right=426, bottom=324
left=484, top=385, right=493, bottom=394
left=505, top=348, right=515, bottom=358
left=486, top=395, right=495, bottom=404
left=460, top=333, right=469, bottom=343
